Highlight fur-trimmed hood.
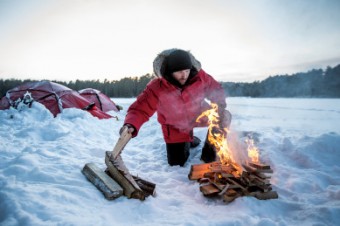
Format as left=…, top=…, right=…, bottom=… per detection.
left=153, top=48, right=202, bottom=77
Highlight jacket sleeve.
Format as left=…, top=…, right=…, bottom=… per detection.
left=124, top=80, right=159, bottom=137
left=201, top=69, right=227, bottom=109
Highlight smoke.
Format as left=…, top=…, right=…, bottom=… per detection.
left=228, top=130, right=264, bottom=166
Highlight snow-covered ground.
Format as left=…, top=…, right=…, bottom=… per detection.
left=0, top=97, right=339, bottom=226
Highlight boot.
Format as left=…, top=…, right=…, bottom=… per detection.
left=190, top=136, right=201, bottom=148
left=200, top=132, right=216, bottom=163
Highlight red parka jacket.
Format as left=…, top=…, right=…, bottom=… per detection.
left=124, top=49, right=227, bottom=143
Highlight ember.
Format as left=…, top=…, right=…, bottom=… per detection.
left=191, top=104, right=278, bottom=203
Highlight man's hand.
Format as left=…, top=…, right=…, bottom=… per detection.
left=119, top=124, right=135, bottom=135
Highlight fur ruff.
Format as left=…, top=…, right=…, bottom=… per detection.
left=153, top=48, right=202, bottom=77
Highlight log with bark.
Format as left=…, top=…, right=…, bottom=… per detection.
left=188, top=161, right=278, bottom=203
left=82, top=162, right=123, bottom=200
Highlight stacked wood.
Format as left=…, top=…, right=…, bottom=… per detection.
left=188, top=161, right=278, bottom=203
left=105, top=152, right=144, bottom=200
left=104, top=126, right=156, bottom=200
left=82, top=152, right=156, bottom=201
left=83, top=127, right=156, bottom=201
left=105, top=151, right=144, bottom=199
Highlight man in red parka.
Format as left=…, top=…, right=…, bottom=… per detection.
left=121, top=48, right=231, bottom=166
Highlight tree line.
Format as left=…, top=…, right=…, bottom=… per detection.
left=1, top=64, right=339, bottom=98
left=0, top=73, right=155, bottom=98
left=222, top=64, right=340, bottom=97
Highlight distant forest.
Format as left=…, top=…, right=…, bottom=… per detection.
left=222, top=64, right=340, bottom=97
left=1, top=64, right=339, bottom=98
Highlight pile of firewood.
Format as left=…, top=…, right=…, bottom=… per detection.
left=188, top=161, right=278, bottom=203
left=82, top=127, right=156, bottom=201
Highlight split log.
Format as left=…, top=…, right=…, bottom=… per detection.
left=255, top=168, right=273, bottom=173
left=222, top=189, right=240, bottom=203
left=251, top=191, right=278, bottom=200
left=248, top=174, right=270, bottom=186
left=188, top=162, right=217, bottom=180
left=189, top=171, right=208, bottom=180
left=105, top=151, right=145, bottom=200
left=253, top=172, right=272, bottom=179
left=241, top=163, right=257, bottom=173
left=105, top=170, right=156, bottom=197
left=200, top=184, right=220, bottom=196
left=225, top=177, right=247, bottom=193
left=221, top=172, right=236, bottom=178
left=242, top=163, right=273, bottom=174
left=110, top=127, right=132, bottom=161
left=248, top=162, right=271, bottom=170
left=82, top=163, right=123, bottom=200
left=188, top=162, right=235, bottom=180
left=191, top=162, right=218, bottom=171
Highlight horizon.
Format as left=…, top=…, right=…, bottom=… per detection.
left=1, top=62, right=338, bottom=84
left=1, top=0, right=340, bottom=82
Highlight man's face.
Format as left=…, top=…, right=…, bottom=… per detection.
left=172, top=69, right=191, bottom=85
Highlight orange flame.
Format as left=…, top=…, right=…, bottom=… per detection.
left=245, top=137, right=259, bottom=163
left=196, top=103, right=262, bottom=174
left=196, top=103, right=235, bottom=165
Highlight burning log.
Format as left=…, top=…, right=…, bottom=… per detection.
left=188, top=161, right=278, bottom=203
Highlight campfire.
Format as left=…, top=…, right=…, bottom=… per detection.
left=190, top=104, right=278, bottom=203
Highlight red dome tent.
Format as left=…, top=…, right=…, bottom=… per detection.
left=78, top=88, right=119, bottom=112
left=0, top=81, right=112, bottom=119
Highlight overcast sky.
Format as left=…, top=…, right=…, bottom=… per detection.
left=1, top=0, right=340, bottom=82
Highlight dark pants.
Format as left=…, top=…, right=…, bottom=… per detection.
left=166, top=142, right=190, bottom=166
left=166, top=132, right=216, bottom=166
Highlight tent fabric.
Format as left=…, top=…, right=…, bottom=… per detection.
left=0, top=81, right=112, bottom=119
left=78, top=88, right=119, bottom=112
